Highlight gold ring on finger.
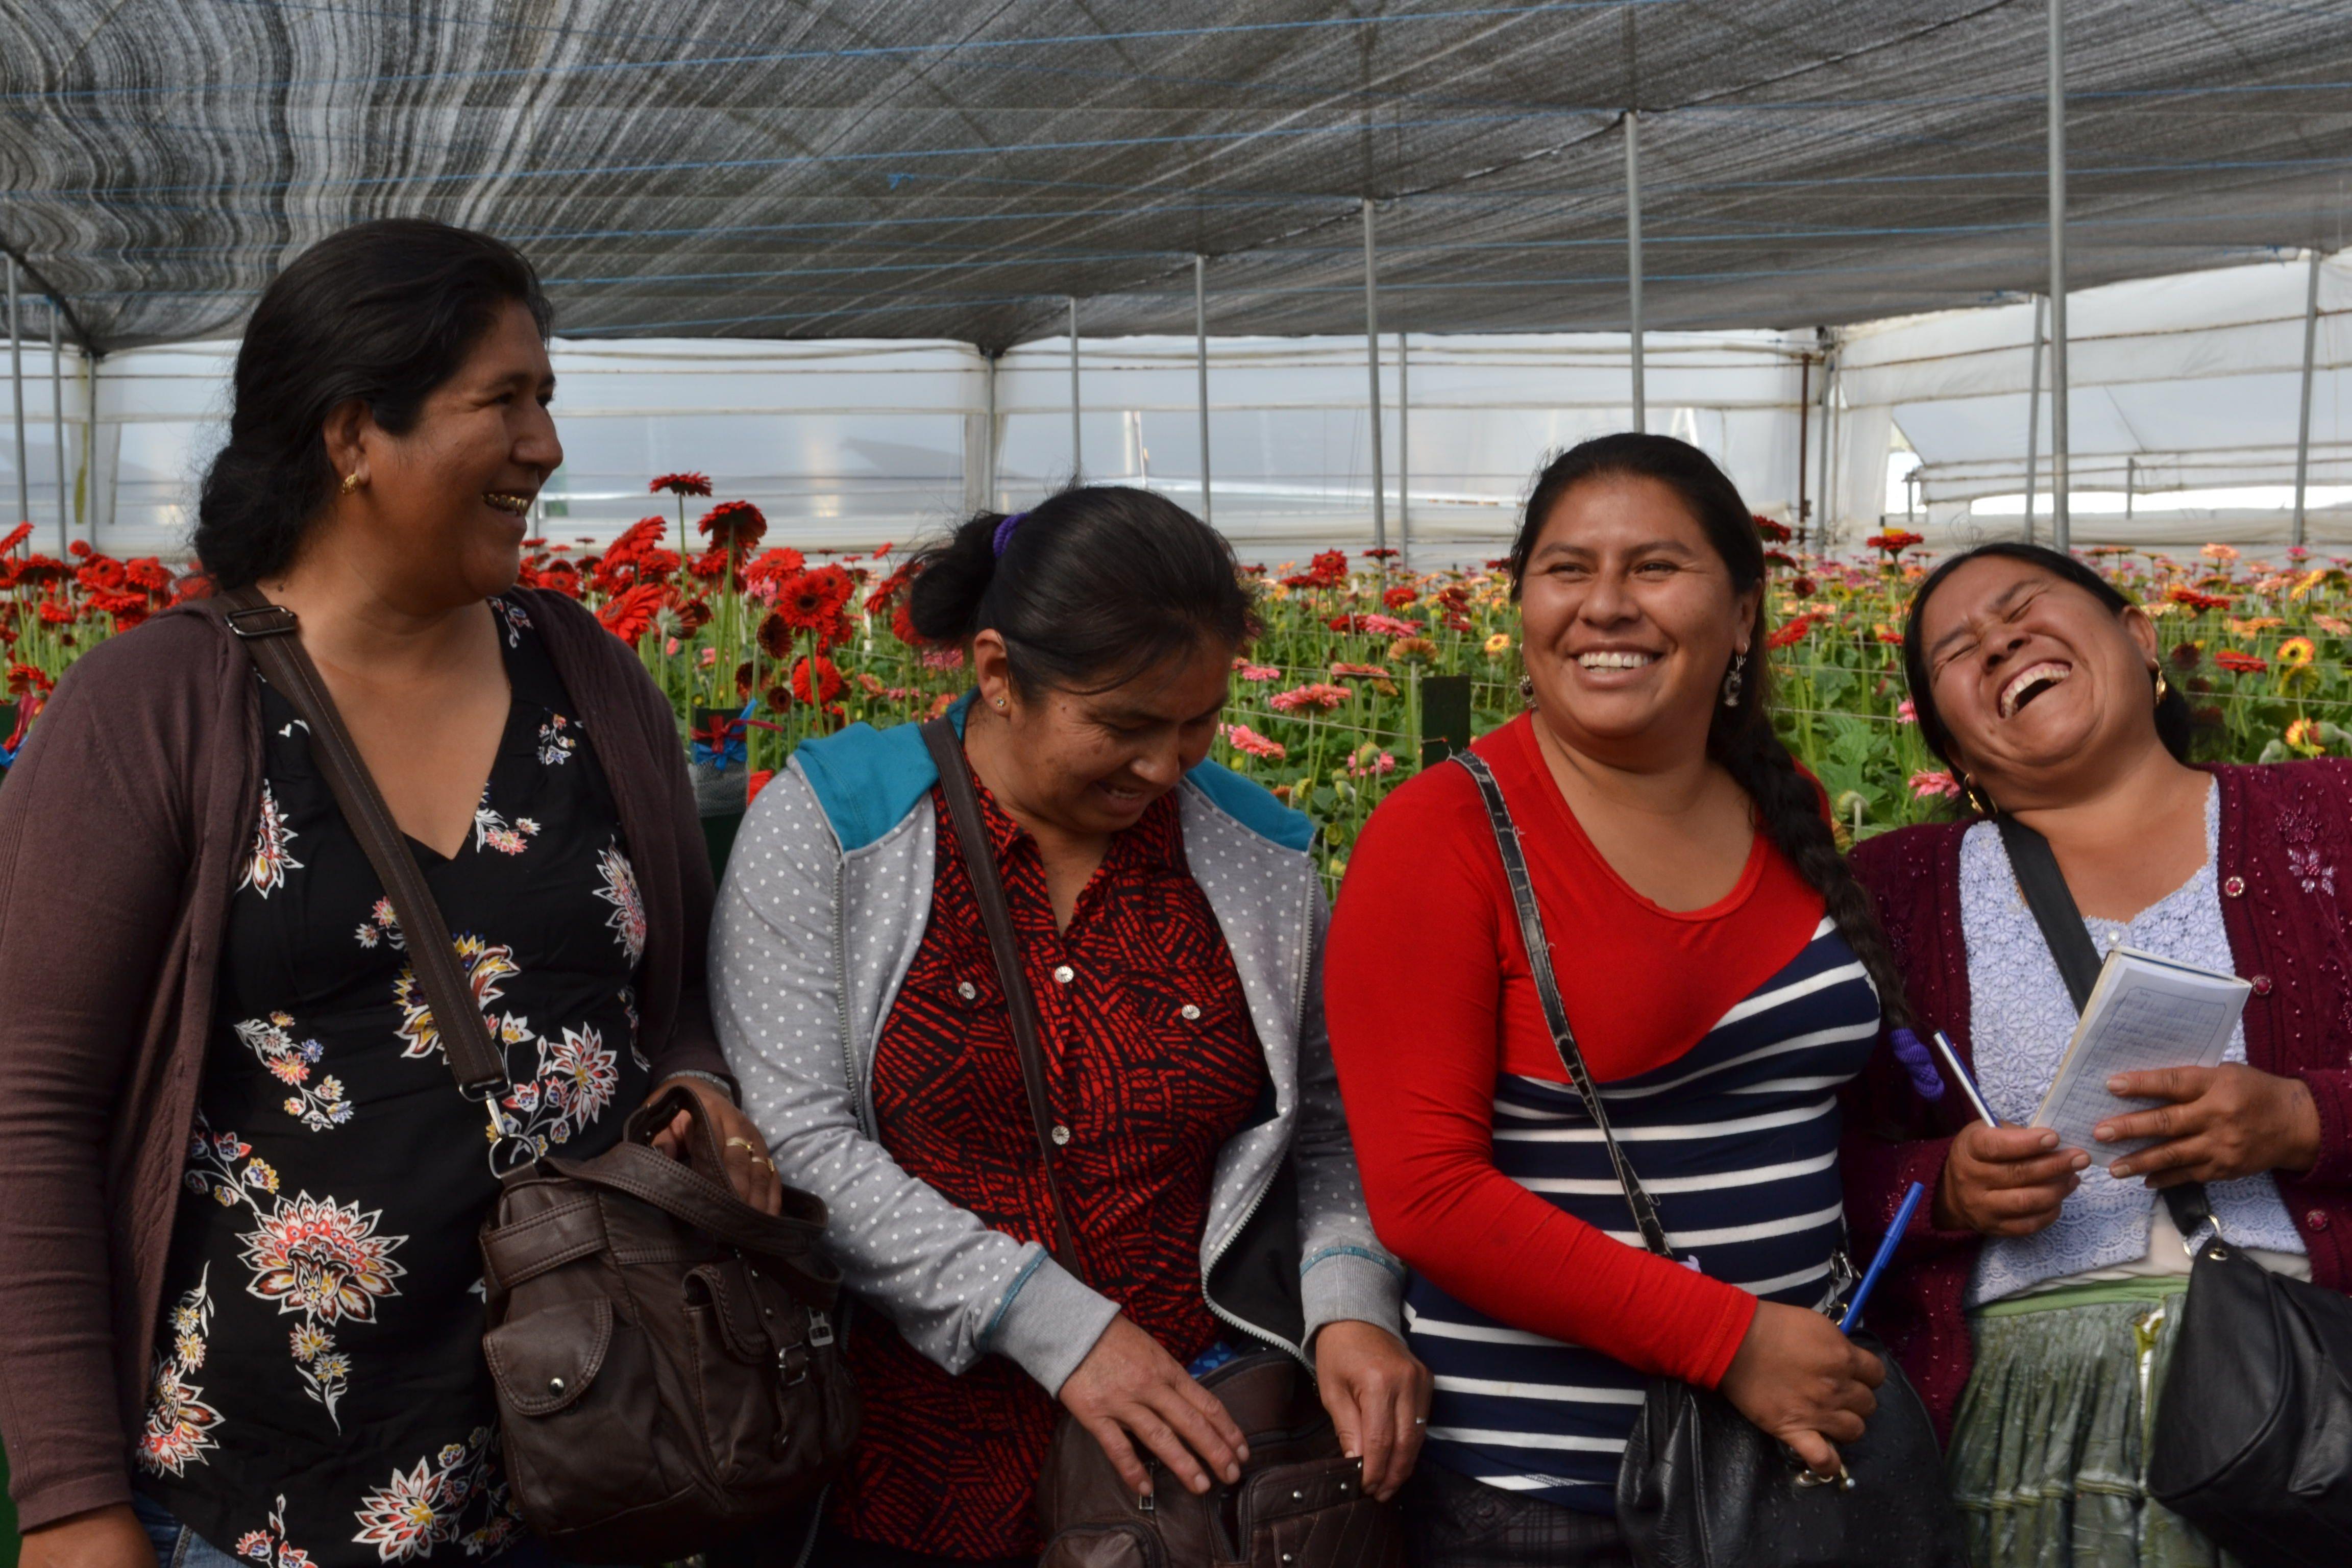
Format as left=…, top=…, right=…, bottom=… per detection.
left=725, top=1136, right=763, bottom=1156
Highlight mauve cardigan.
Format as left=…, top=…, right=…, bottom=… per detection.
left=0, top=590, right=731, bottom=1532
left=1841, top=760, right=2352, bottom=1440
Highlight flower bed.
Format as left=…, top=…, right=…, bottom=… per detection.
left=5, top=487, right=2348, bottom=887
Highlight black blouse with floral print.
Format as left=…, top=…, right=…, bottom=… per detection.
left=134, top=595, right=651, bottom=1565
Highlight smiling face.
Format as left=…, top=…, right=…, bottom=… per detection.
left=972, top=632, right=1236, bottom=838
left=1516, top=473, right=1759, bottom=768
left=318, top=299, right=560, bottom=605
left=1917, top=555, right=2165, bottom=806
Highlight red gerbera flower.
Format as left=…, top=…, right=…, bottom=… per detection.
left=743, top=546, right=809, bottom=594
left=755, top=610, right=798, bottom=662
left=0, top=522, right=31, bottom=555
left=697, top=500, right=768, bottom=553
left=2213, top=649, right=2268, bottom=675
left=650, top=472, right=714, bottom=498
left=773, top=565, right=854, bottom=632
left=889, top=597, right=923, bottom=646
left=790, top=654, right=844, bottom=706
left=1754, top=514, right=1794, bottom=543
left=597, top=582, right=668, bottom=645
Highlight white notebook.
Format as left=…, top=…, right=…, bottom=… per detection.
left=2029, top=946, right=2250, bottom=1159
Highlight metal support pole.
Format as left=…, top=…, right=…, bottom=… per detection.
left=1396, top=331, right=1411, bottom=570
left=8, top=258, right=24, bottom=530
left=2294, top=248, right=2322, bottom=548
left=1816, top=349, right=1833, bottom=543
left=1362, top=198, right=1386, bottom=552
left=1795, top=353, right=1810, bottom=546
left=2047, top=0, right=2070, bottom=550
left=1068, top=296, right=1082, bottom=481
left=1625, top=109, right=1645, bottom=432
left=2024, top=293, right=2045, bottom=542
left=982, top=350, right=999, bottom=510
left=2125, top=455, right=2136, bottom=526
left=50, top=304, right=65, bottom=552
left=1194, top=255, right=1212, bottom=527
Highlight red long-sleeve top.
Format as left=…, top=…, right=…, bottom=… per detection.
left=1325, top=716, right=1831, bottom=1389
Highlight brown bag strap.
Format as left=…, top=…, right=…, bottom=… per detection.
left=918, top=715, right=1087, bottom=1282
left=218, top=587, right=510, bottom=1100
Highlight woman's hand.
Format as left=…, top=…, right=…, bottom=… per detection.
left=645, top=1076, right=783, bottom=1215
left=1313, top=1319, right=1433, bottom=1501
left=1059, top=1314, right=1250, bottom=1499
left=1716, top=1301, right=1884, bottom=1478
left=1934, top=1121, right=2087, bottom=1237
left=2099, top=1064, right=2322, bottom=1187
left=18, top=1504, right=158, bottom=1568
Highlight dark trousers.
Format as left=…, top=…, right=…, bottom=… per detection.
left=800, top=1520, right=1030, bottom=1568
left=1404, top=1461, right=1632, bottom=1568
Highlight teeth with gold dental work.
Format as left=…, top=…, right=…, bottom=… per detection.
left=482, top=492, right=534, bottom=516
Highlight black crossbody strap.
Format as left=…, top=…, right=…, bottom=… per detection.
left=219, top=587, right=510, bottom=1100
left=1453, top=751, right=1676, bottom=1260
left=918, top=717, right=1088, bottom=1282
left=1994, top=815, right=2212, bottom=1236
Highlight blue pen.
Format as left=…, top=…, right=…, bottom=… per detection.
left=1931, top=1030, right=2003, bottom=1128
left=1839, top=1181, right=1926, bottom=1335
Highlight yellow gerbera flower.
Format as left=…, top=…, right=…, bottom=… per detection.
left=2279, top=636, right=2317, bottom=669
left=1483, top=632, right=1512, bottom=656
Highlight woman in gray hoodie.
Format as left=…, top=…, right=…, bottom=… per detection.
left=710, top=486, right=1423, bottom=1565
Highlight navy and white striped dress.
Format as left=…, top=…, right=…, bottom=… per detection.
left=1405, top=914, right=1880, bottom=1508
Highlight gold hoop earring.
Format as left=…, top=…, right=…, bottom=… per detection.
left=339, top=472, right=362, bottom=495
left=1961, top=774, right=1998, bottom=818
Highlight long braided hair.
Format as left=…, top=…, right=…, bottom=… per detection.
left=1508, top=433, right=1910, bottom=1025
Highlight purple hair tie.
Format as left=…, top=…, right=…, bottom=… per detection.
left=991, top=511, right=1030, bottom=558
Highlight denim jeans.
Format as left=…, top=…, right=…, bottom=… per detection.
left=130, top=1494, right=246, bottom=1568
left=131, top=1492, right=573, bottom=1568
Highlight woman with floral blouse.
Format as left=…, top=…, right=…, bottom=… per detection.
left=0, top=220, right=771, bottom=1568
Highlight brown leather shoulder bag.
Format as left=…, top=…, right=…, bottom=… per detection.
left=224, top=590, right=859, bottom=1562
left=918, top=717, right=1404, bottom=1568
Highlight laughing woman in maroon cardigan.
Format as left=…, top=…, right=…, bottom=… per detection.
left=0, top=221, right=772, bottom=1568
left=1845, top=542, right=2352, bottom=1568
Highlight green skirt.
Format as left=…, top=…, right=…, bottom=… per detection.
left=1949, top=1281, right=2235, bottom=1568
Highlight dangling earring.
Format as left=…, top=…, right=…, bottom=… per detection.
left=1961, top=774, right=1998, bottom=818
left=2153, top=666, right=2170, bottom=702
left=339, top=472, right=362, bottom=495
left=1516, top=672, right=1536, bottom=705
left=1722, top=652, right=1747, bottom=709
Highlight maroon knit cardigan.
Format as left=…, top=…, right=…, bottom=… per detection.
left=1841, top=760, right=2352, bottom=1440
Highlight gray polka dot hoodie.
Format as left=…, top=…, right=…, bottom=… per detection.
left=710, top=697, right=1404, bottom=1399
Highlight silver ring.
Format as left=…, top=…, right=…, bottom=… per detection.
left=1414, top=1417, right=1428, bottom=1427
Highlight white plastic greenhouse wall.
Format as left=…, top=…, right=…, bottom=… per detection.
left=2, top=248, right=2343, bottom=568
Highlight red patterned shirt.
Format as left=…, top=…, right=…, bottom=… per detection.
left=830, top=772, right=1268, bottom=1558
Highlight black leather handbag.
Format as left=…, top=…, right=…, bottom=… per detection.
left=1454, top=751, right=1966, bottom=1568
left=1999, top=817, right=2352, bottom=1568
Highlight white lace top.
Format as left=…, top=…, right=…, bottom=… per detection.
left=1959, top=781, right=2308, bottom=1306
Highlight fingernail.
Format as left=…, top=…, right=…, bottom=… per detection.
left=1225, top=1463, right=1241, bottom=1482
left=2094, top=1125, right=2114, bottom=1142
left=2070, top=1153, right=2090, bottom=1170
left=2108, top=1075, right=2126, bottom=1092
left=1236, top=1443, right=1250, bottom=1462
left=2110, top=1162, right=2130, bottom=1178
left=2037, top=1131, right=2057, bottom=1149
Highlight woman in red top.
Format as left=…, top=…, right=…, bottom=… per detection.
left=1327, top=434, right=1899, bottom=1563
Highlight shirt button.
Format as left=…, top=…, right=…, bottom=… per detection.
left=1051, top=1124, right=1072, bottom=1146
left=2309, top=1210, right=2332, bottom=1232
left=1052, top=965, right=1075, bottom=985
left=2223, top=875, right=2246, bottom=898
left=957, top=981, right=977, bottom=1001
left=2251, top=974, right=2273, bottom=996
left=1180, top=1003, right=1202, bottom=1021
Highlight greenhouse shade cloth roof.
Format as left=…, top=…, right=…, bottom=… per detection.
left=4, top=1, right=2351, bottom=353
